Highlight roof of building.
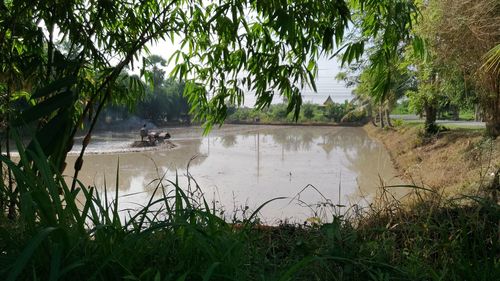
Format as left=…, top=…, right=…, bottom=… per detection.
left=323, top=96, right=334, bottom=106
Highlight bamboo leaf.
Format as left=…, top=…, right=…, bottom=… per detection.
left=31, top=76, right=77, bottom=99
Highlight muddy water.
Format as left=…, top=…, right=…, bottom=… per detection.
left=66, top=125, right=403, bottom=223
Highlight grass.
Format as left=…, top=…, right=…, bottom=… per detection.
left=392, top=118, right=484, bottom=132
left=1, top=141, right=500, bottom=280
left=367, top=122, right=499, bottom=195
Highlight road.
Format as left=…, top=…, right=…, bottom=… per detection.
left=390, top=114, right=485, bottom=128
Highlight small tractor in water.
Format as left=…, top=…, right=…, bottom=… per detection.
left=135, top=124, right=171, bottom=147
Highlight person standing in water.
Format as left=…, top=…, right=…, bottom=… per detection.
left=140, top=123, right=148, bottom=141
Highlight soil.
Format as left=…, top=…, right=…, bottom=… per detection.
left=365, top=124, right=500, bottom=195
left=131, top=140, right=177, bottom=149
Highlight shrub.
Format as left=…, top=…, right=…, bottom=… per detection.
left=323, top=104, right=345, bottom=122
left=302, top=103, right=315, bottom=119
left=270, top=104, right=289, bottom=120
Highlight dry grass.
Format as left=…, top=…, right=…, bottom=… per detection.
left=365, top=124, right=500, bottom=196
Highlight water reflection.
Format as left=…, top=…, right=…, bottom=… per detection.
left=268, top=128, right=315, bottom=152
left=220, top=134, right=237, bottom=148
left=66, top=125, right=403, bottom=222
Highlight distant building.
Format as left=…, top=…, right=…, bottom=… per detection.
left=323, top=96, right=334, bottom=106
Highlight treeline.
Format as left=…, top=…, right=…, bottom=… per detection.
left=0, top=54, right=191, bottom=132
left=226, top=102, right=366, bottom=124
left=100, top=55, right=191, bottom=127
left=338, top=0, right=499, bottom=136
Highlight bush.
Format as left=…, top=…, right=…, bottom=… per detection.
left=226, top=102, right=363, bottom=124
left=270, top=104, right=289, bottom=120
left=302, top=103, right=315, bottom=119
left=323, top=103, right=346, bottom=122
left=392, top=118, right=404, bottom=127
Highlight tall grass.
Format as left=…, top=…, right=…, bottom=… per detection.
left=1, top=142, right=499, bottom=280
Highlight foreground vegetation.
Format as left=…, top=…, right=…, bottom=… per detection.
left=1, top=143, right=499, bottom=280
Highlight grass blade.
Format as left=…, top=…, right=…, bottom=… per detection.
left=7, top=227, right=58, bottom=281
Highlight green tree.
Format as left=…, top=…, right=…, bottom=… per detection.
left=133, top=55, right=189, bottom=124
left=337, top=51, right=416, bottom=128
left=420, top=0, right=500, bottom=136
left=323, top=103, right=345, bottom=122
left=335, top=0, right=423, bottom=128
left=0, top=0, right=421, bottom=193
left=136, top=77, right=187, bottom=124
left=302, top=103, right=315, bottom=119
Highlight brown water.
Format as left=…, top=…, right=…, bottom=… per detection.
left=66, top=125, right=403, bottom=223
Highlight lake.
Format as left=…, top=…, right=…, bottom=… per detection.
left=66, top=125, right=403, bottom=223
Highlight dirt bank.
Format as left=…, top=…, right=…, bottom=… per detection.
left=365, top=124, right=499, bottom=195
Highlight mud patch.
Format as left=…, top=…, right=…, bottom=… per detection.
left=131, top=140, right=176, bottom=149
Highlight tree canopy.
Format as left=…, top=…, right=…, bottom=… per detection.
left=339, top=0, right=499, bottom=136
left=0, top=0, right=421, bottom=182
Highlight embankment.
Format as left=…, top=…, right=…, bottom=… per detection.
left=365, top=124, right=499, bottom=195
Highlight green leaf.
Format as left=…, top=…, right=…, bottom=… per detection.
left=7, top=227, right=59, bottom=281
left=25, top=106, right=72, bottom=158
left=31, top=76, right=77, bottom=99
left=278, top=256, right=319, bottom=281
left=13, top=90, right=75, bottom=126
left=322, top=27, right=335, bottom=51
left=244, top=197, right=286, bottom=227
left=202, top=262, right=220, bottom=281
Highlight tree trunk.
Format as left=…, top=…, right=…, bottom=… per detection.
left=366, top=104, right=377, bottom=126
left=424, top=102, right=438, bottom=134
left=451, top=106, right=459, bottom=121
left=385, top=108, right=393, bottom=127
left=371, top=114, right=378, bottom=127
left=474, top=103, right=482, bottom=121
left=4, top=83, right=15, bottom=219
left=485, top=118, right=500, bottom=138
left=484, top=74, right=500, bottom=138
left=379, top=107, right=385, bottom=128
left=0, top=137, right=3, bottom=212
left=485, top=98, right=500, bottom=138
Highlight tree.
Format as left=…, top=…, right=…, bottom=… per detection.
left=0, top=0, right=421, bottom=194
left=144, top=55, right=167, bottom=91
left=302, top=103, right=315, bottom=119
left=334, top=0, right=423, bottom=128
left=132, top=55, right=189, bottom=124
left=337, top=47, right=416, bottom=128
left=424, top=0, right=500, bottom=137
left=135, top=77, right=188, bottom=124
